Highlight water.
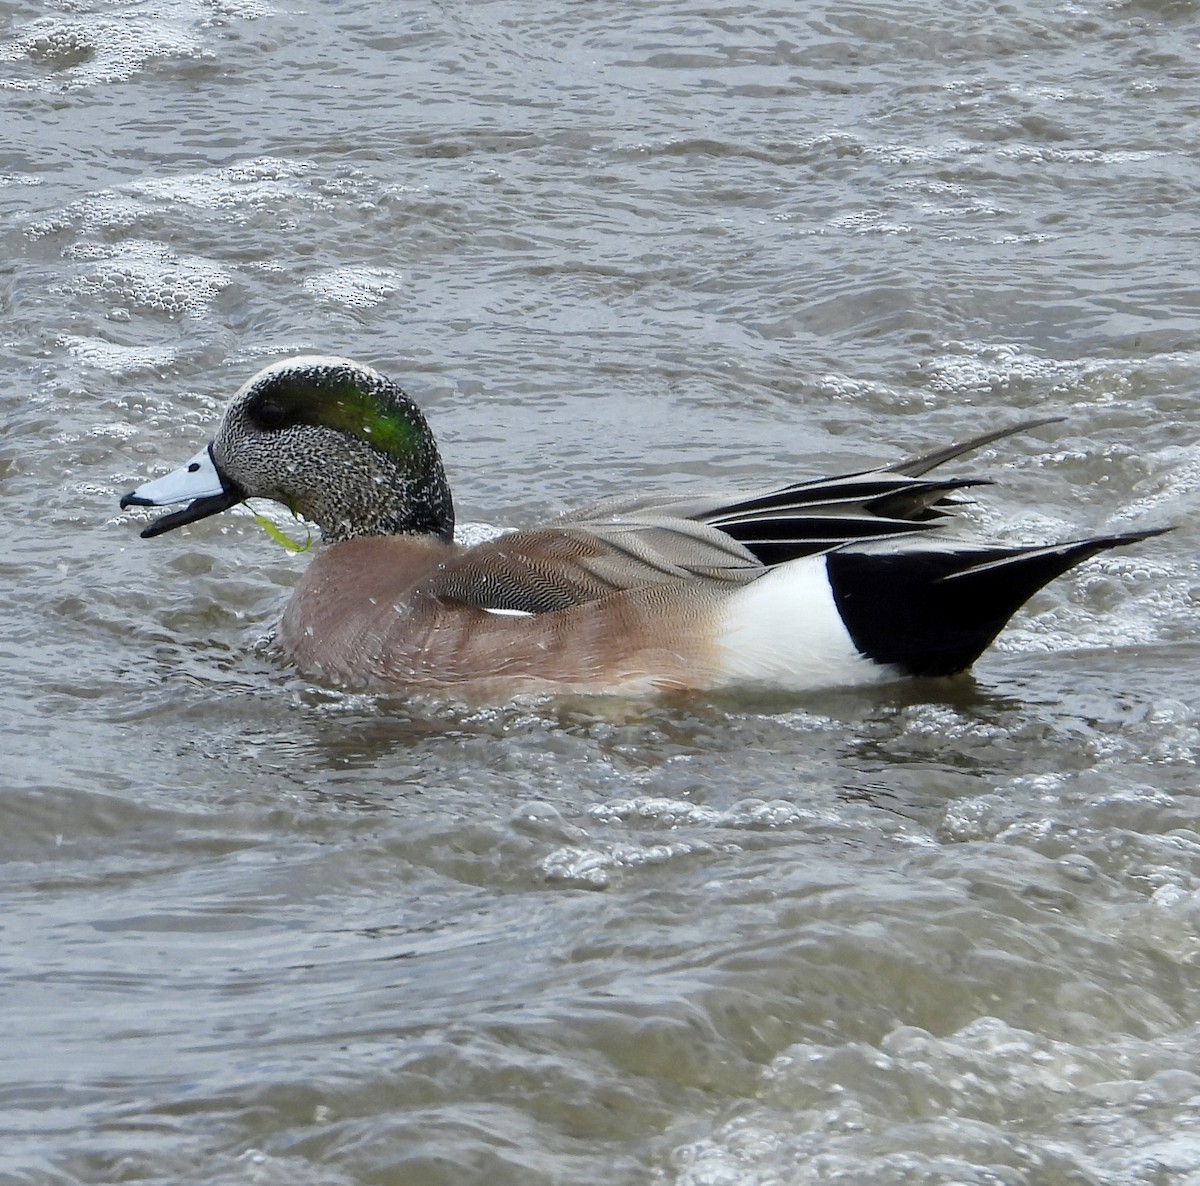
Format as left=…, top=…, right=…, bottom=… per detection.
left=2, top=0, right=1199, bottom=1181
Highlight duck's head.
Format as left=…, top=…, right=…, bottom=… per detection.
left=120, top=356, right=454, bottom=544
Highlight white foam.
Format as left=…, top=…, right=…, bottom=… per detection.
left=302, top=266, right=401, bottom=310
left=2, top=8, right=200, bottom=88
left=815, top=372, right=934, bottom=409
left=540, top=838, right=713, bottom=888
left=30, top=192, right=146, bottom=239
left=0, top=0, right=272, bottom=89
left=827, top=208, right=914, bottom=236
left=67, top=239, right=232, bottom=317
left=61, top=335, right=178, bottom=373
left=130, top=156, right=326, bottom=214
left=667, top=1017, right=1200, bottom=1186
left=924, top=339, right=1109, bottom=394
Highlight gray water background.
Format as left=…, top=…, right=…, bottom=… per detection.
left=3, top=0, right=1200, bottom=1182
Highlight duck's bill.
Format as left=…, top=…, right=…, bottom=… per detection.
left=119, top=443, right=244, bottom=539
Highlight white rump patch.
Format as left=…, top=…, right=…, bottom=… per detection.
left=715, top=556, right=894, bottom=691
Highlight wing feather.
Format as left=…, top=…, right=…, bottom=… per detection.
left=439, top=419, right=1063, bottom=613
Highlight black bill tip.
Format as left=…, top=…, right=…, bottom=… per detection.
left=135, top=489, right=244, bottom=539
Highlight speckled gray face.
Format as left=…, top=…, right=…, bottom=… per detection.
left=122, top=357, right=455, bottom=544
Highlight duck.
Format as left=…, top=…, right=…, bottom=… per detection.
left=120, top=355, right=1165, bottom=698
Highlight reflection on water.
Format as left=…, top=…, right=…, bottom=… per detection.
left=2, top=0, right=1198, bottom=1182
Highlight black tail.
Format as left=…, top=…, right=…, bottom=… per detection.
left=826, top=528, right=1170, bottom=677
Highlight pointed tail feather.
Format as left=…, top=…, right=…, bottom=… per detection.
left=698, top=421, right=1063, bottom=565
left=882, top=416, right=1066, bottom=479
left=827, top=526, right=1170, bottom=677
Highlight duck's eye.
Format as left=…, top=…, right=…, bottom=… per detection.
left=256, top=400, right=287, bottom=429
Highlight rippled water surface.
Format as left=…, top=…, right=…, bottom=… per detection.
left=3, top=0, right=1200, bottom=1182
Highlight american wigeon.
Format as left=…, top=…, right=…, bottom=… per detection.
left=120, top=356, right=1165, bottom=697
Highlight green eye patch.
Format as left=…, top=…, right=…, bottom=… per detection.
left=251, top=369, right=424, bottom=460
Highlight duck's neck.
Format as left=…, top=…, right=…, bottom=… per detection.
left=376, top=461, right=455, bottom=543
left=316, top=448, right=455, bottom=545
